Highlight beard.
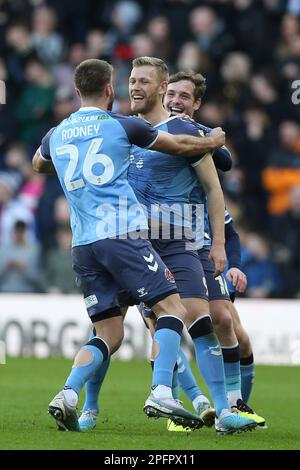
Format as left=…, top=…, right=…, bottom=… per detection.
left=107, top=89, right=115, bottom=111
left=131, top=90, right=158, bottom=114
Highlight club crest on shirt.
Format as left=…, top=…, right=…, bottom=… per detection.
left=165, top=268, right=175, bottom=283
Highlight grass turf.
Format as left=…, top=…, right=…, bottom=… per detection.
left=0, top=357, right=298, bottom=450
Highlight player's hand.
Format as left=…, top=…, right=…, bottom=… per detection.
left=226, top=268, right=247, bottom=293
left=176, top=113, right=195, bottom=122
left=210, top=127, right=225, bottom=149
left=209, top=243, right=226, bottom=278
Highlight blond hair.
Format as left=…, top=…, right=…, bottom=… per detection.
left=132, top=56, right=169, bottom=83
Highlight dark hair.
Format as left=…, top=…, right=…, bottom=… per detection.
left=74, top=59, right=113, bottom=98
left=168, top=70, right=206, bottom=100
left=132, top=56, right=169, bottom=83
left=14, top=220, right=27, bottom=231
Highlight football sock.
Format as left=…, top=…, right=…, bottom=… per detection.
left=177, top=348, right=203, bottom=402
left=82, top=356, right=111, bottom=412
left=222, top=343, right=242, bottom=407
left=64, top=337, right=109, bottom=397
left=240, top=353, right=255, bottom=403
left=152, top=358, right=180, bottom=399
left=152, top=316, right=183, bottom=388
left=189, top=315, right=228, bottom=416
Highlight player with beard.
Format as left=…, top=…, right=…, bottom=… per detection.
left=80, top=57, right=257, bottom=435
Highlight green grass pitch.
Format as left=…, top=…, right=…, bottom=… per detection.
left=0, top=357, right=299, bottom=450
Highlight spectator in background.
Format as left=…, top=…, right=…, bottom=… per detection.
left=0, top=155, right=37, bottom=246
left=220, top=51, right=252, bottom=107
left=5, top=22, right=36, bottom=96
left=0, top=220, right=43, bottom=293
left=229, top=106, right=274, bottom=229
left=232, top=0, right=275, bottom=65
left=85, top=30, right=111, bottom=61
left=44, top=225, right=79, bottom=294
left=242, top=232, right=283, bottom=298
left=189, top=6, right=235, bottom=63
left=36, top=183, right=64, bottom=253
left=0, top=58, right=19, bottom=156
left=250, top=71, right=283, bottom=124
left=15, top=58, right=56, bottom=148
left=130, top=33, right=155, bottom=58
left=52, top=43, right=87, bottom=105
left=262, top=120, right=300, bottom=234
left=146, top=16, right=174, bottom=64
left=107, top=0, right=143, bottom=50
left=52, top=89, right=77, bottom=125
left=36, top=193, right=69, bottom=254
left=275, top=184, right=300, bottom=298
left=31, top=5, right=65, bottom=65
left=176, top=41, right=211, bottom=75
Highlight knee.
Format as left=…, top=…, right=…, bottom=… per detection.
left=94, top=321, right=124, bottom=355
left=153, top=295, right=187, bottom=322
left=211, top=306, right=233, bottom=334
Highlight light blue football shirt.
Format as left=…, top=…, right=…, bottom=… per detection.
left=40, top=107, right=158, bottom=246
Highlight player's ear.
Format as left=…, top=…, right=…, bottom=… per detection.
left=193, top=98, right=201, bottom=112
left=105, top=83, right=113, bottom=99
left=159, top=81, right=168, bottom=97
left=75, top=87, right=81, bottom=98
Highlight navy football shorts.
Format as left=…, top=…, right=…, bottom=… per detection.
left=151, top=239, right=209, bottom=301
left=198, top=247, right=230, bottom=301
left=138, top=302, right=155, bottom=320
left=72, top=236, right=178, bottom=322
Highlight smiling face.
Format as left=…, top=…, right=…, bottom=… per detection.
left=129, top=65, right=166, bottom=114
left=164, top=79, right=201, bottom=117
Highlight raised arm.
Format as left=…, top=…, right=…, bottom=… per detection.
left=193, top=153, right=226, bottom=277
left=151, top=127, right=225, bottom=157
left=196, top=123, right=232, bottom=171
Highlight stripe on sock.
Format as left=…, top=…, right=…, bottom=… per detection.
left=240, top=353, right=254, bottom=366
left=222, top=344, right=240, bottom=363
left=87, top=337, right=110, bottom=360
left=188, top=315, right=213, bottom=339
left=156, top=316, right=183, bottom=335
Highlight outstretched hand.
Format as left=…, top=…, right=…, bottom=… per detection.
left=226, top=268, right=247, bottom=293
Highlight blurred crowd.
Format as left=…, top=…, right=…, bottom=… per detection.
left=0, top=0, right=300, bottom=298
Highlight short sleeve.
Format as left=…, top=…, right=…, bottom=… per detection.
left=116, top=115, right=159, bottom=148
left=39, top=127, right=56, bottom=161
left=168, top=119, right=207, bottom=167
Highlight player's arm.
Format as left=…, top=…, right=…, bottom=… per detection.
left=212, top=145, right=232, bottom=171
left=197, top=123, right=232, bottom=171
left=194, top=154, right=226, bottom=277
left=32, top=148, right=56, bottom=175
left=124, top=116, right=224, bottom=157
left=32, top=127, right=57, bottom=175
left=225, top=220, right=247, bottom=292
left=152, top=127, right=225, bottom=157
